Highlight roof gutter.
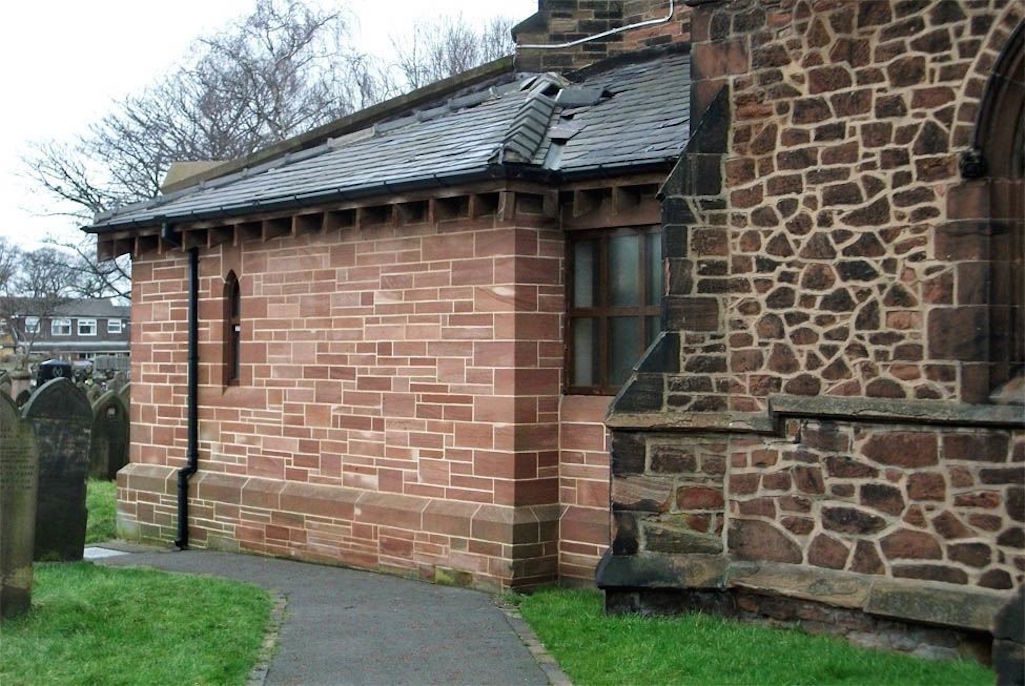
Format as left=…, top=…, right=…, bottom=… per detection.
left=86, top=159, right=679, bottom=235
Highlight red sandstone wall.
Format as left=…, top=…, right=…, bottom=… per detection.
left=559, top=395, right=612, bottom=582
left=119, top=199, right=584, bottom=588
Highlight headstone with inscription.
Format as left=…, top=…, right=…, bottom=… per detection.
left=1, top=393, right=38, bottom=618
left=89, top=391, right=129, bottom=480
left=22, top=379, right=92, bottom=562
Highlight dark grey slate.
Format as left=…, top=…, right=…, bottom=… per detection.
left=88, top=52, right=691, bottom=232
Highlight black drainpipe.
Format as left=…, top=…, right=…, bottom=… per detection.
left=163, top=222, right=199, bottom=550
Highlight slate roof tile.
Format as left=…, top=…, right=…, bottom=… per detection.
left=89, top=52, right=690, bottom=232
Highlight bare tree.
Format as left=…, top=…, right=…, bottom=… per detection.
left=0, top=238, right=17, bottom=296
left=21, top=0, right=397, bottom=304
left=20, top=3, right=514, bottom=307
left=24, top=0, right=389, bottom=222
left=391, top=15, right=517, bottom=91
left=0, top=248, right=83, bottom=365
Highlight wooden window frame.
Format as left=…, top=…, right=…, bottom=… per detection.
left=566, top=225, right=662, bottom=395
left=224, top=272, right=241, bottom=386
left=51, top=318, right=71, bottom=336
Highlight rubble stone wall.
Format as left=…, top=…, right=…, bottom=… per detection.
left=666, top=0, right=1025, bottom=411
left=728, top=419, right=1024, bottom=590
left=602, top=0, right=1025, bottom=658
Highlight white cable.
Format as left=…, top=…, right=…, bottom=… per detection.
left=519, top=0, right=675, bottom=50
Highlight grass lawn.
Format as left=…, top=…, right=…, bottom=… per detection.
left=517, top=588, right=994, bottom=686
left=86, top=478, right=117, bottom=544
left=1, top=563, right=271, bottom=686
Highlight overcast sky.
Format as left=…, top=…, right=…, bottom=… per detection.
left=0, top=0, right=537, bottom=251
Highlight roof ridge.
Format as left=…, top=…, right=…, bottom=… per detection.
left=492, top=75, right=565, bottom=165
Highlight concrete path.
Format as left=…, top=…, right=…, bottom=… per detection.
left=94, top=546, right=555, bottom=686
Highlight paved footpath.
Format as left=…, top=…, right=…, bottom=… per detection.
left=94, top=546, right=554, bottom=686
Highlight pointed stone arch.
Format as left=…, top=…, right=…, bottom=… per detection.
left=979, top=22, right=1024, bottom=400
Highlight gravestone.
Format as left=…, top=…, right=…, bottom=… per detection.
left=110, top=371, right=128, bottom=393
left=35, top=359, right=72, bottom=385
left=1, top=393, right=38, bottom=618
left=8, top=369, right=31, bottom=402
left=89, top=391, right=129, bottom=480
left=22, top=379, right=92, bottom=562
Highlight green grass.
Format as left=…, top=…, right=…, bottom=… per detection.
left=517, top=588, right=993, bottom=686
left=1, top=563, right=271, bottom=686
left=86, top=478, right=118, bottom=544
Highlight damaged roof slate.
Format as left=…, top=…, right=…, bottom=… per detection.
left=87, top=51, right=691, bottom=232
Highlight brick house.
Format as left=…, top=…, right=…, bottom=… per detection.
left=88, top=0, right=1022, bottom=657
left=4, top=297, right=130, bottom=360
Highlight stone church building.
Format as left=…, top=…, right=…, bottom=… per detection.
left=89, top=0, right=1023, bottom=661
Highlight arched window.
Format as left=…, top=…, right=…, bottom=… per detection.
left=224, top=272, right=241, bottom=385
left=978, top=24, right=1024, bottom=402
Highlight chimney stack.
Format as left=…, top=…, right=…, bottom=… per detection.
left=513, top=0, right=692, bottom=73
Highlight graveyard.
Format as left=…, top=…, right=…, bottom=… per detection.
left=0, top=375, right=271, bottom=686
left=2, top=0, right=1024, bottom=683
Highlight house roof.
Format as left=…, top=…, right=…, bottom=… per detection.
left=53, top=299, right=130, bottom=319
left=7, top=298, right=130, bottom=319
left=86, top=50, right=691, bottom=233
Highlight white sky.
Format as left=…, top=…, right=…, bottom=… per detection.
left=0, top=0, right=537, bottom=250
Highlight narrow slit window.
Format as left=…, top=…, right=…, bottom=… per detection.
left=224, top=272, right=241, bottom=385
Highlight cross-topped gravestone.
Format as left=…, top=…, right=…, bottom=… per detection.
left=1, top=393, right=38, bottom=618
left=89, top=391, right=129, bottom=480
left=22, top=379, right=92, bottom=562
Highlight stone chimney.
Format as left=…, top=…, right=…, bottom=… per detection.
left=513, top=0, right=693, bottom=73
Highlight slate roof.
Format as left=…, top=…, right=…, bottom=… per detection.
left=88, top=51, right=691, bottom=232
left=6, top=297, right=130, bottom=319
